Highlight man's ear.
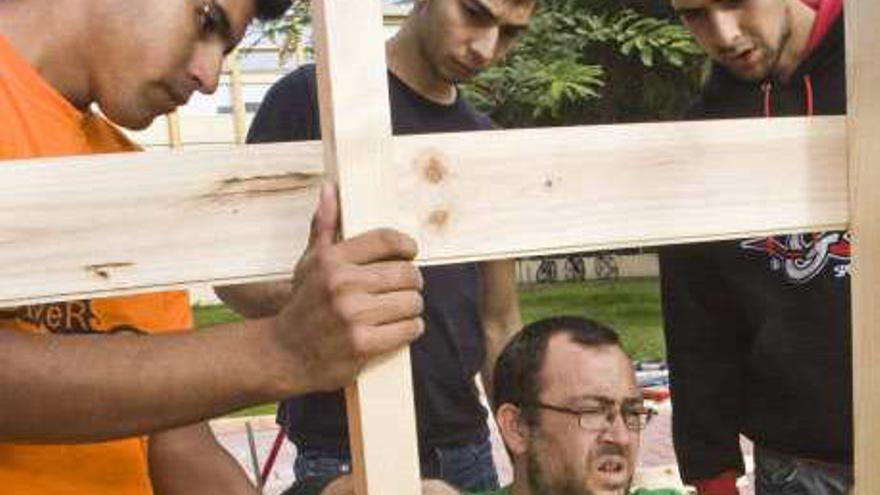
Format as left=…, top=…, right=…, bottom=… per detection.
left=496, top=403, right=530, bottom=456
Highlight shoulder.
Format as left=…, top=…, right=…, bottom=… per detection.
left=248, top=64, right=320, bottom=143
left=261, top=64, right=318, bottom=109
left=457, top=94, right=496, bottom=130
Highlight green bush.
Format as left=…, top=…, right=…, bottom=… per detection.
left=463, top=0, right=707, bottom=127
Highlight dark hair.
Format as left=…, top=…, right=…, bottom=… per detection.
left=492, top=316, right=622, bottom=424
left=255, top=0, right=293, bottom=21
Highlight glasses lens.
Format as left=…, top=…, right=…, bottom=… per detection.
left=577, top=409, right=609, bottom=430
left=623, top=409, right=652, bottom=431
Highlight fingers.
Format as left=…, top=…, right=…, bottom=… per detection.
left=349, top=290, right=424, bottom=326
left=306, top=181, right=340, bottom=251
left=336, top=228, right=419, bottom=265
left=355, top=318, right=425, bottom=358
left=330, top=261, right=423, bottom=295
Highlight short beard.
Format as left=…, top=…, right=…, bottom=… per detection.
left=745, top=3, right=793, bottom=81
left=767, top=3, right=793, bottom=79
left=524, top=430, right=633, bottom=495
left=525, top=440, right=593, bottom=495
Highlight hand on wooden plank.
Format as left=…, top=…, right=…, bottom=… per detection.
left=269, top=182, right=425, bottom=394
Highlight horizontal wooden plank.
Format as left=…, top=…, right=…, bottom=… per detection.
left=0, top=116, right=846, bottom=306
left=0, top=142, right=323, bottom=306
left=397, top=115, right=847, bottom=264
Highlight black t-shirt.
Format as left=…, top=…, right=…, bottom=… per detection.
left=248, top=64, right=493, bottom=451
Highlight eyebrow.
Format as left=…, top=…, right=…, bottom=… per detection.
left=466, top=0, right=497, bottom=21
left=467, top=0, right=531, bottom=31
left=209, top=1, right=237, bottom=54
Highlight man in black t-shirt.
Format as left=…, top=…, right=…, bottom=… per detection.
left=215, top=0, right=537, bottom=492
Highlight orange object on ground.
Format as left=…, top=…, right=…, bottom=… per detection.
left=0, top=34, right=192, bottom=495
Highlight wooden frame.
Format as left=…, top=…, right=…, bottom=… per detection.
left=845, top=0, right=878, bottom=493
left=1, top=0, right=873, bottom=492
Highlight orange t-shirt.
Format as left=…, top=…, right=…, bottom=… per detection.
left=0, top=35, right=193, bottom=494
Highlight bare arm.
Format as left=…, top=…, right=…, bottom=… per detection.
left=478, top=259, right=521, bottom=407
left=148, top=422, right=258, bottom=495
left=1, top=319, right=291, bottom=443
left=0, top=183, right=424, bottom=443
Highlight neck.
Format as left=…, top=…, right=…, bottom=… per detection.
left=0, top=0, right=94, bottom=111
left=510, top=462, right=533, bottom=495
left=775, top=0, right=818, bottom=82
left=385, top=23, right=457, bottom=105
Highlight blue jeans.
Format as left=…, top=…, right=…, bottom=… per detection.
left=755, top=447, right=853, bottom=495
left=292, top=438, right=499, bottom=492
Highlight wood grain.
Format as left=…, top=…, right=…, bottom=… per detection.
left=310, top=0, right=422, bottom=493
left=845, top=0, right=880, bottom=492
left=0, top=116, right=846, bottom=307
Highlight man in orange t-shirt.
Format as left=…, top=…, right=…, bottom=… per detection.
left=0, top=0, right=426, bottom=493
left=0, top=31, right=250, bottom=494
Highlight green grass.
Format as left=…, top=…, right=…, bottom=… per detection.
left=194, top=276, right=664, bottom=417
left=519, top=277, right=664, bottom=361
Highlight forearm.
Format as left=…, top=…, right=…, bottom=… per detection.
left=149, top=422, right=258, bottom=495
left=480, top=319, right=519, bottom=404
left=479, top=259, right=521, bottom=404
left=0, top=320, right=291, bottom=443
left=215, top=281, right=292, bottom=319
left=1, top=188, right=425, bottom=445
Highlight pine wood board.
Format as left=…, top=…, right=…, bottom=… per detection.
left=845, top=0, right=880, bottom=492
left=310, top=0, right=422, bottom=493
left=0, top=116, right=846, bottom=308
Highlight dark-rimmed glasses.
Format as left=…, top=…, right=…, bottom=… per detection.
left=533, top=399, right=655, bottom=432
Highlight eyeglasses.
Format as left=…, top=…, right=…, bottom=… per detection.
left=533, top=399, right=655, bottom=432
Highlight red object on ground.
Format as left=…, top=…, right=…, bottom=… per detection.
left=643, top=387, right=671, bottom=402
left=260, top=429, right=286, bottom=485
left=693, top=470, right=740, bottom=495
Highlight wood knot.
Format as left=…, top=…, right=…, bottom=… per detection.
left=418, top=151, right=448, bottom=184
left=86, top=262, right=134, bottom=280
left=427, top=209, right=451, bottom=229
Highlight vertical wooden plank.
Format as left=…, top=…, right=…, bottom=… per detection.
left=228, top=49, right=247, bottom=145
left=845, top=1, right=880, bottom=493
left=311, top=1, right=422, bottom=494
left=166, top=110, right=182, bottom=149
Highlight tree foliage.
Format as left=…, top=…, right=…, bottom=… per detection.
left=462, top=0, right=707, bottom=128
left=255, top=1, right=313, bottom=63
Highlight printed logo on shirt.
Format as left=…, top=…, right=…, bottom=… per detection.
left=739, top=232, right=851, bottom=284
left=0, top=301, right=146, bottom=335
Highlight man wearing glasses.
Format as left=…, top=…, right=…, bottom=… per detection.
left=475, top=315, right=651, bottom=495
left=297, top=315, right=652, bottom=495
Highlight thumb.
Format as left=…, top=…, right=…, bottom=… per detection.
left=307, top=181, right=340, bottom=250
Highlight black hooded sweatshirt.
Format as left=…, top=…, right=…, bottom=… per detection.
left=659, top=6, right=851, bottom=483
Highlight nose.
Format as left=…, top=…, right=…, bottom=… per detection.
left=469, top=26, right=500, bottom=67
left=188, top=43, right=224, bottom=95
left=598, top=408, right=633, bottom=445
left=708, top=9, right=742, bottom=50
